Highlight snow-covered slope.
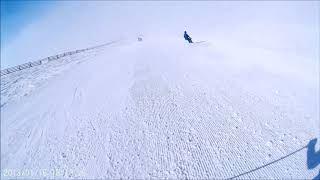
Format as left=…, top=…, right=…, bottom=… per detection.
left=1, top=36, right=319, bottom=179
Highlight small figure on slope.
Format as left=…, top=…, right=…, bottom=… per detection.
left=184, top=31, right=193, bottom=43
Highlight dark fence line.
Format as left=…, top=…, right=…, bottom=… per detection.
left=1, top=41, right=118, bottom=77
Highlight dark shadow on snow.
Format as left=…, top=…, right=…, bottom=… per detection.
left=228, top=146, right=306, bottom=179
left=228, top=138, right=320, bottom=179
left=307, top=138, right=320, bottom=180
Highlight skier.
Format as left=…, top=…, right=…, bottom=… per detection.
left=184, top=31, right=193, bottom=43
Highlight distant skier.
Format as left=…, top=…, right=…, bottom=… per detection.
left=184, top=31, right=193, bottom=43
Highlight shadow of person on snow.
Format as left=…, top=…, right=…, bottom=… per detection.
left=228, top=138, right=320, bottom=179
left=307, top=138, right=320, bottom=180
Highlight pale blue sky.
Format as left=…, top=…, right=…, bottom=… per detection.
left=1, top=0, right=57, bottom=48
left=1, top=1, right=318, bottom=69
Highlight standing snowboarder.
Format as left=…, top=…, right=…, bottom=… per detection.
left=184, top=31, right=193, bottom=43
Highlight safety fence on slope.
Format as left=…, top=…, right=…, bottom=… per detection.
left=0, top=41, right=118, bottom=77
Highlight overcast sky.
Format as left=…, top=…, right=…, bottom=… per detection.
left=1, top=1, right=319, bottom=69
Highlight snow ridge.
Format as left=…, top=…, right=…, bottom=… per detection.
left=1, top=37, right=319, bottom=179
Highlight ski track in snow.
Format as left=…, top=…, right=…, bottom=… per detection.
left=1, top=38, right=319, bottom=179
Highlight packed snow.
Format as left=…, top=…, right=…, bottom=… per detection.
left=1, top=34, right=319, bottom=179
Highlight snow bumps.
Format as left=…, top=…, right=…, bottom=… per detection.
left=1, top=37, right=319, bottom=179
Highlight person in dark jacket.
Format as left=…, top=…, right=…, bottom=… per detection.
left=184, top=31, right=193, bottom=43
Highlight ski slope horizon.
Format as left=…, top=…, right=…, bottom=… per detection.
left=1, top=1, right=319, bottom=69
left=1, top=1, right=319, bottom=179
left=1, top=35, right=319, bottom=179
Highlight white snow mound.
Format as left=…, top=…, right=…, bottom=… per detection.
left=1, top=37, right=319, bottom=179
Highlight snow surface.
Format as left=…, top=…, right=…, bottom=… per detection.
left=1, top=36, right=319, bottom=179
